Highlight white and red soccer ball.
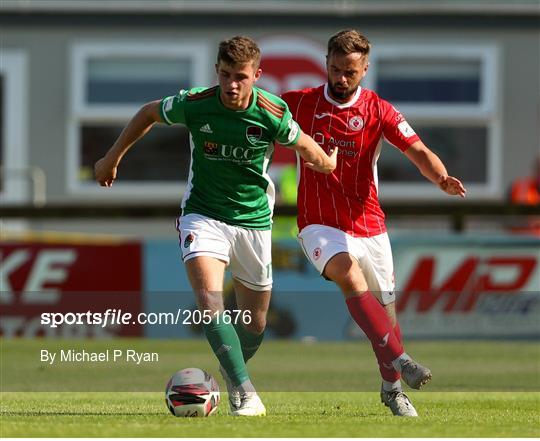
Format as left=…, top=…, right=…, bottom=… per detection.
left=165, top=368, right=220, bottom=417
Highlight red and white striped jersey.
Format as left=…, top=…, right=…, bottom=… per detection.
left=282, top=84, right=420, bottom=237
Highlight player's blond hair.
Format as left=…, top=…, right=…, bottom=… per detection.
left=327, top=30, right=370, bottom=57
left=217, top=36, right=261, bottom=67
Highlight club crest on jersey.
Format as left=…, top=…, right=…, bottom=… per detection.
left=204, top=141, right=218, bottom=154
left=246, top=126, right=263, bottom=144
left=313, top=247, right=322, bottom=261
left=348, top=116, right=364, bottom=131
left=184, top=233, right=195, bottom=248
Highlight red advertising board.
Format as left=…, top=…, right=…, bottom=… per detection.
left=0, top=241, right=142, bottom=337
left=391, top=244, right=540, bottom=338
left=397, top=256, right=537, bottom=314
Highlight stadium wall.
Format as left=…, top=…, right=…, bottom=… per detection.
left=0, top=12, right=539, bottom=212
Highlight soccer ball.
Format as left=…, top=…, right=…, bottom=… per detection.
left=165, top=368, right=220, bottom=417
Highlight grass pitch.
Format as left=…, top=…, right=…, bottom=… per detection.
left=1, top=339, right=539, bottom=437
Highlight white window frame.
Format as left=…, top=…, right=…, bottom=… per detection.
left=364, top=44, right=501, bottom=200
left=1, top=51, right=29, bottom=204
left=67, top=41, right=211, bottom=198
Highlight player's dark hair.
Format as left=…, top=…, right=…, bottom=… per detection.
left=327, top=30, right=370, bottom=57
left=217, top=36, right=261, bottom=67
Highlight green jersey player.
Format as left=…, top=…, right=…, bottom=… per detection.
left=95, top=36, right=337, bottom=416
left=160, top=84, right=300, bottom=230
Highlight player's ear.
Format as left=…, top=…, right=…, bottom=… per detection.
left=254, top=67, right=262, bottom=82
left=361, top=61, right=369, bottom=79
left=215, top=63, right=219, bottom=74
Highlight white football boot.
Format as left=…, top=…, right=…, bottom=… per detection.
left=232, top=392, right=266, bottom=417
left=380, top=385, right=419, bottom=417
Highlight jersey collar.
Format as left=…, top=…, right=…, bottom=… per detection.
left=323, top=83, right=362, bottom=108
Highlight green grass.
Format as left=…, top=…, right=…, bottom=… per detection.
left=1, top=339, right=539, bottom=437
left=1, top=392, right=538, bottom=437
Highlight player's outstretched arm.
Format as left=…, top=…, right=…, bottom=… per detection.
left=291, top=131, right=338, bottom=174
left=404, top=141, right=467, bottom=197
left=94, top=100, right=162, bottom=187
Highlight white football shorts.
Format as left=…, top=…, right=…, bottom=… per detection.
left=176, top=213, right=272, bottom=291
left=298, top=224, right=396, bottom=305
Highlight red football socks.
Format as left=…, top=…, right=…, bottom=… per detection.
left=346, top=292, right=404, bottom=382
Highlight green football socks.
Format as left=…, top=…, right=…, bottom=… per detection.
left=202, top=316, right=249, bottom=386
left=234, top=323, right=264, bottom=362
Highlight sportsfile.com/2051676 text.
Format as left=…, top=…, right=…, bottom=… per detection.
left=40, top=309, right=252, bottom=328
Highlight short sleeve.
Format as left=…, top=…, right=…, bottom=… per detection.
left=380, top=99, right=420, bottom=152
left=275, top=107, right=301, bottom=146
left=159, top=89, right=189, bottom=125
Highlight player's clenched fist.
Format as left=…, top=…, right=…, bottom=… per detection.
left=325, top=147, right=339, bottom=173
left=94, top=156, right=118, bottom=187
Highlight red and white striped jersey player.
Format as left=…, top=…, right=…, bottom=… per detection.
left=282, top=29, right=466, bottom=417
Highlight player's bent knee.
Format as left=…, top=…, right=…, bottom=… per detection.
left=324, top=254, right=368, bottom=294
left=340, top=274, right=368, bottom=294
